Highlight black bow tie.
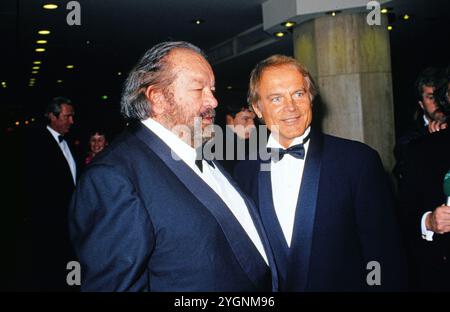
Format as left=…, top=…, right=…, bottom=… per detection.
left=269, top=134, right=310, bottom=162
left=58, top=135, right=65, bottom=143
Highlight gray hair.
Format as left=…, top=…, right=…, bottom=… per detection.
left=121, top=41, right=206, bottom=120
left=45, top=96, right=73, bottom=119
left=248, top=54, right=317, bottom=107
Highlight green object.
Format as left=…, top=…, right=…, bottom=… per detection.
left=101, top=95, right=108, bottom=100
left=444, top=171, right=450, bottom=196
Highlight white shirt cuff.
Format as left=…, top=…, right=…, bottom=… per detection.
left=421, top=211, right=434, bottom=241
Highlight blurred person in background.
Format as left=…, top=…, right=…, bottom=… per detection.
left=400, top=69, right=450, bottom=291
left=84, top=129, right=108, bottom=166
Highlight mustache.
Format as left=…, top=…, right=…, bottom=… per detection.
left=200, top=108, right=216, bottom=119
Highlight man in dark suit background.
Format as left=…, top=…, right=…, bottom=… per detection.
left=20, top=97, right=79, bottom=291
left=69, top=41, right=277, bottom=291
left=234, top=55, right=407, bottom=291
left=393, top=67, right=448, bottom=188
left=400, top=75, right=450, bottom=291
left=217, top=103, right=258, bottom=174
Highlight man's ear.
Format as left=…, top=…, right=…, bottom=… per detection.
left=252, top=103, right=263, bottom=119
left=225, top=114, right=234, bottom=126
left=48, top=112, right=57, bottom=122
left=145, top=85, right=165, bottom=116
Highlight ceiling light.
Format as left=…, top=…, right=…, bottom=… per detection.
left=66, top=65, right=74, bottom=69
left=226, top=86, right=232, bottom=90
left=326, top=11, right=341, bottom=17
left=387, top=25, right=393, bottom=31
left=32, top=66, right=40, bottom=70
left=31, top=118, right=35, bottom=122
left=43, top=4, right=58, bottom=10
left=36, top=40, right=47, bottom=44
left=274, top=32, right=285, bottom=38
left=35, top=48, right=46, bottom=52
left=381, top=7, right=393, bottom=14
left=38, top=30, right=51, bottom=35
left=403, top=14, right=410, bottom=20
left=117, top=72, right=122, bottom=76
left=25, top=120, right=29, bottom=125
left=32, top=71, right=39, bottom=74
left=192, top=19, right=205, bottom=25
left=283, top=21, right=296, bottom=28
left=33, top=61, right=42, bottom=64
left=57, top=80, right=63, bottom=83
left=15, top=121, right=20, bottom=126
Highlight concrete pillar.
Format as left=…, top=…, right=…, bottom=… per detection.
left=293, top=13, right=395, bottom=171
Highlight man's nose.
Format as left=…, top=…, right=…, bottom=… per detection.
left=205, top=90, right=218, bottom=108
left=284, top=95, right=296, bottom=111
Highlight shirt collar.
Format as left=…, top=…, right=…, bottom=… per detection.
left=46, top=125, right=62, bottom=144
left=267, top=126, right=311, bottom=149
left=141, top=118, right=198, bottom=167
left=423, top=114, right=429, bottom=127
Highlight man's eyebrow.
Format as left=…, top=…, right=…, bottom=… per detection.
left=190, top=78, right=204, bottom=84
left=266, top=88, right=306, bottom=97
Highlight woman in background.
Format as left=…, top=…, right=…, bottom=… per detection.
left=85, top=130, right=108, bottom=165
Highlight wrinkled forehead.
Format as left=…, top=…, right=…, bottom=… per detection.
left=421, top=85, right=435, bottom=93
left=262, top=64, right=305, bottom=80
left=61, top=103, right=74, bottom=114
left=168, top=48, right=213, bottom=77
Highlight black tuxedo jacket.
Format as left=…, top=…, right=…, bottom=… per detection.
left=400, top=128, right=450, bottom=291
left=235, top=129, right=407, bottom=291
left=69, top=122, right=278, bottom=291
left=21, top=126, right=79, bottom=291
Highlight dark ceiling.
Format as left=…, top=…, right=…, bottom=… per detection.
left=0, top=0, right=449, bottom=135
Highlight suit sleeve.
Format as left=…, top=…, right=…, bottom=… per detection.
left=353, top=149, right=408, bottom=291
left=69, top=164, right=155, bottom=291
left=398, top=147, right=427, bottom=244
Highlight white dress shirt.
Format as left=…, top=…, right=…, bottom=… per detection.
left=267, top=127, right=311, bottom=247
left=421, top=211, right=434, bottom=241
left=141, top=118, right=268, bottom=265
left=47, top=126, right=77, bottom=185
left=419, top=115, right=435, bottom=241
left=423, top=114, right=429, bottom=127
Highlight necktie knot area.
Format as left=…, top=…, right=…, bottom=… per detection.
left=269, top=133, right=310, bottom=162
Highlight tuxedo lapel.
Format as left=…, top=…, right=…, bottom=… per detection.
left=44, top=129, right=76, bottom=186
left=258, top=162, right=290, bottom=289
left=287, top=129, right=323, bottom=291
left=131, top=123, right=270, bottom=289
left=214, top=161, right=279, bottom=291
